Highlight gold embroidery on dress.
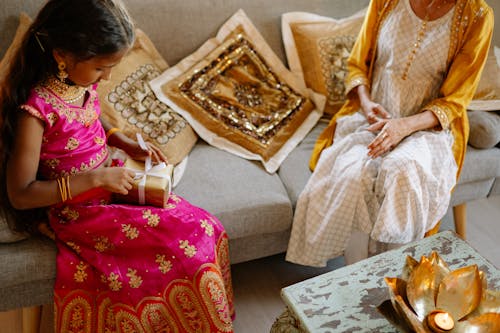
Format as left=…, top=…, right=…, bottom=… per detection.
left=122, top=224, right=140, bottom=239
left=216, top=235, right=234, bottom=315
left=199, top=270, right=233, bottom=332
left=66, top=241, right=81, bottom=254
left=318, top=35, right=357, bottom=107
left=45, top=158, right=60, bottom=170
left=107, top=64, right=188, bottom=145
left=114, top=310, right=145, bottom=333
left=155, top=254, right=173, bottom=274
left=47, top=112, right=59, bottom=126
left=126, top=268, right=143, bottom=288
left=97, top=299, right=118, bottom=333
left=35, top=86, right=98, bottom=126
left=60, top=206, right=79, bottom=222
left=74, top=262, right=89, bottom=283
left=94, top=236, right=113, bottom=252
left=65, top=137, right=80, bottom=150
left=170, top=194, right=181, bottom=203
left=200, top=219, right=214, bottom=236
left=107, top=272, right=123, bottom=291
left=49, top=146, right=109, bottom=179
left=179, top=240, right=197, bottom=258
left=140, top=303, right=179, bottom=333
left=179, top=34, right=304, bottom=146
left=94, top=136, right=105, bottom=145
left=143, top=209, right=160, bottom=227
left=60, top=296, right=92, bottom=333
left=19, top=104, right=44, bottom=121
left=169, top=284, right=210, bottom=332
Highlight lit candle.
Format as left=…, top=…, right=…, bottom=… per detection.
left=433, top=311, right=454, bottom=331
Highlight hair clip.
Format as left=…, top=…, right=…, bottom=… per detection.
left=32, top=30, right=46, bottom=53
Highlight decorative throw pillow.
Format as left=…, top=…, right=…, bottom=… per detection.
left=0, top=13, right=31, bottom=243
left=0, top=12, right=31, bottom=88
left=467, top=110, right=500, bottom=149
left=281, top=9, right=367, bottom=118
left=468, top=46, right=500, bottom=111
left=97, top=29, right=197, bottom=166
left=150, top=9, right=325, bottom=173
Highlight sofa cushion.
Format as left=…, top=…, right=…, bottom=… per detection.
left=281, top=9, right=366, bottom=118
left=458, top=145, right=500, bottom=184
left=467, top=110, right=500, bottom=149
left=97, top=29, right=197, bottom=165
left=174, top=141, right=293, bottom=240
left=278, top=121, right=327, bottom=208
left=150, top=9, right=324, bottom=173
left=468, top=46, right=500, bottom=111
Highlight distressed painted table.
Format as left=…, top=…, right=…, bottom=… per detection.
left=271, top=231, right=500, bottom=333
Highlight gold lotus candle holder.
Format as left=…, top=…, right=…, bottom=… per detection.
left=378, top=251, right=500, bottom=333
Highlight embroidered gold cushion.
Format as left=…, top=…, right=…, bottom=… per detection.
left=97, top=29, right=197, bottom=165
left=281, top=9, right=366, bottom=118
left=0, top=13, right=31, bottom=243
left=150, top=10, right=324, bottom=173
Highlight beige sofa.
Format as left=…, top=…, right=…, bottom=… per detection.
left=1, top=0, right=499, bottom=330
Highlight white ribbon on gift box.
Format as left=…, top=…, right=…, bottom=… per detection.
left=129, top=133, right=171, bottom=205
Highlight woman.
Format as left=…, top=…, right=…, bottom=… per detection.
left=286, top=0, right=493, bottom=267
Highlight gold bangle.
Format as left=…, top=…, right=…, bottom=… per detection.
left=57, top=177, right=67, bottom=202
left=66, top=176, right=72, bottom=200
left=106, top=127, right=121, bottom=140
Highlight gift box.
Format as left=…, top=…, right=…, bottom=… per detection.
left=117, top=158, right=174, bottom=208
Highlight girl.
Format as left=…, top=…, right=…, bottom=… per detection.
left=0, top=0, right=234, bottom=331
left=286, top=0, right=493, bottom=267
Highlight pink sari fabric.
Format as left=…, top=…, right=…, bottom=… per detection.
left=21, top=84, right=234, bottom=332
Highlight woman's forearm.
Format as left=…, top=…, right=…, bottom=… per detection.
left=404, top=110, right=440, bottom=135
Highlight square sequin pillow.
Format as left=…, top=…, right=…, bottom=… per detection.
left=281, top=9, right=366, bottom=118
left=150, top=10, right=324, bottom=173
left=97, top=29, right=197, bottom=165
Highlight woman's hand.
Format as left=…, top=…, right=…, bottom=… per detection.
left=361, top=99, right=391, bottom=124
left=91, top=167, right=136, bottom=195
left=367, top=118, right=410, bottom=158
left=356, top=84, right=391, bottom=124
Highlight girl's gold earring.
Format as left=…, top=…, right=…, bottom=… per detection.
left=57, top=62, right=68, bottom=82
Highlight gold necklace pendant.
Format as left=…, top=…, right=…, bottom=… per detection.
left=44, top=76, right=87, bottom=104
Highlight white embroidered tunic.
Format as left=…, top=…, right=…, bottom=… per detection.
left=286, top=0, right=458, bottom=267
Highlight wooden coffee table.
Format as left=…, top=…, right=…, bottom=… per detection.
left=271, top=231, right=500, bottom=333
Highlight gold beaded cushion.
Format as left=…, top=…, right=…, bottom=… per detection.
left=281, top=9, right=367, bottom=118
left=0, top=13, right=31, bottom=243
left=150, top=9, right=325, bottom=173
left=97, top=29, right=197, bottom=165
left=468, top=45, right=500, bottom=111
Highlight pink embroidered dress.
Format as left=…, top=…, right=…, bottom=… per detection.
left=21, top=83, right=234, bottom=333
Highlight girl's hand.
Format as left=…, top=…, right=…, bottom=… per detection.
left=92, top=167, right=136, bottom=194
left=124, top=140, right=168, bottom=164
left=360, top=99, right=391, bottom=124
left=367, top=118, right=410, bottom=158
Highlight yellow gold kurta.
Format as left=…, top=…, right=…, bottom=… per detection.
left=310, top=0, right=494, bottom=179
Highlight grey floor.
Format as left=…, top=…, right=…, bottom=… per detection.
left=230, top=196, right=500, bottom=333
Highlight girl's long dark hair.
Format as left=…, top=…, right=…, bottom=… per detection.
left=0, top=0, right=135, bottom=233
